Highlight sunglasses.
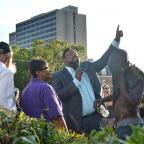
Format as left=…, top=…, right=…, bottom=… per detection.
left=38, top=67, right=49, bottom=71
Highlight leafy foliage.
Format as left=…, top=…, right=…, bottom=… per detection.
left=0, top=112, right=144, bottom=144
left=88, top=127, right=120, bottom=144
left=13, top=46, right=31, bottom=91
left=0, top=112, right=87, bottom=144
left=125, top=126, right=144, bottom=144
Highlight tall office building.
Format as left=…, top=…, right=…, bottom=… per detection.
left=9, top=6, right=87, bottom=49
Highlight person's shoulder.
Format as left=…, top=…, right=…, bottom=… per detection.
left=81, top=60, right=92, bottom=65
left=41, top=82, right=53, bottom=90
left=41, top=83, right=56, bottom=95
left=80, top=60, right=92, bottom=71
left=53, top=68, right=66, bottom=77
left=7, top=68, right=13, bottom=74
left=1, top=68, right=13, bottom=77
left=1, top=66, right=12, bottom=73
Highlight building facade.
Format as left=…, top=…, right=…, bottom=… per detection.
left=9, top=6, right=87, bottom=49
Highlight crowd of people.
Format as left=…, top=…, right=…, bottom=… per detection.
left=0, top=26, right=144, bottom=140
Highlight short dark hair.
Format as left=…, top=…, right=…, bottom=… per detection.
left=62, top=48, right=72, bottom=59
left=0, top=41, right=12, bottom=54
left=30, top=58, right=47, bottom=78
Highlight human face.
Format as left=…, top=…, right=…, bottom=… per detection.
left=103, top=86, right=110, bottom=95
left=37, top=64, right=52, bottom=81
left=64, top=49, right=80, bottom=70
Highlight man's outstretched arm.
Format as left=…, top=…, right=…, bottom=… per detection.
left=93, top=25, right=123, bottom=72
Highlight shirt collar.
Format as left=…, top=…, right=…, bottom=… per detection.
left=65, top=66, right=76, bottom=78
left=65, top=66, right=75, bottom=72
left=31, top=78, right=44, bottom=83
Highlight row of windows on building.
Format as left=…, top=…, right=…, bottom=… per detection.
left=16, top=32, right=57, bottom=46
left=16, top=17, right=56, bottom=32
left=17, top=11, right=56, bottom=28
left=18, top=37, right=56, bottom=49
left=9, top=36, right=16, bottom=42
left=16, top=27, right=56, bottom=41
left=16, top=22, right=56, bottom=37
left=9, top=27, right=57, bottom=45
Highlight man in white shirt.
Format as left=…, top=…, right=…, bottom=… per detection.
left=0, top=41, right=17, bottom=115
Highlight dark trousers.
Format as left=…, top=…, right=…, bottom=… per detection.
left=80, top=112, right=102, bottom=134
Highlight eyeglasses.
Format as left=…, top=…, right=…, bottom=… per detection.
left=38, top=67, right=49, bottom=71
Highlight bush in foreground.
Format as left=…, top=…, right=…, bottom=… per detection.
left=0, top=112, right=144, bottom=144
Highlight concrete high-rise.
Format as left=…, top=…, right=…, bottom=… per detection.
left=9, top=6, right=87, bottom=49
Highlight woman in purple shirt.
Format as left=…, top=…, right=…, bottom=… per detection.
left=21, top=58, right=68, bottom=130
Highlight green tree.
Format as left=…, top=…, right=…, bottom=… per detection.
left=13, top=46, right=32, bottom=91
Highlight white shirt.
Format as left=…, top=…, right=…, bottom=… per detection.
left=65, top=66, right=96, bottom=116
left=0, top=62, right=17, bottom=112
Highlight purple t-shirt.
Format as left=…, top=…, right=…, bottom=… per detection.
left=21, top=78, right=63, bottom=122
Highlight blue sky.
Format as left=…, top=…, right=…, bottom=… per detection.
left=0, top=0, right=144, bottom=70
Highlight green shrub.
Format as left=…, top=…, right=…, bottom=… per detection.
left=0, top=112, right=144, bottom=144
left=0, top=112, right=87, bottom=144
